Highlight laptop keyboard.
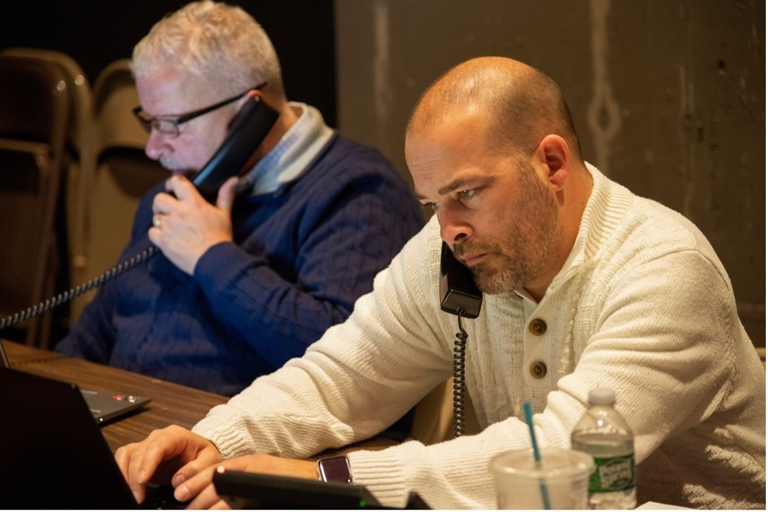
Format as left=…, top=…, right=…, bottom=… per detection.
left=140, top=484, right=188, bottom=510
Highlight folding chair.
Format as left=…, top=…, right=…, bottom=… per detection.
left=0, top=55, right=73, bottom=348
left=1, top=48, right=96, bottom=314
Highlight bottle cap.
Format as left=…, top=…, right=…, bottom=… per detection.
left=588, top=388, right=616, bottom=406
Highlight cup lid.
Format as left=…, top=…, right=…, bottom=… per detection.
left=489, top=448, right=595, bottom=479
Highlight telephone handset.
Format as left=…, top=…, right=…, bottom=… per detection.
left=439, top=242, right=482, bottom=439
left=0, top=94, right=279, bottom=334
left=440, top=242, right=482, bottom=318
left=192, top=94, right=279, bottom=199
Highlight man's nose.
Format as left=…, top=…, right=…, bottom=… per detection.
left=437, top=205, right=472, bottom=245
left=144, top=130, right=168, bottom=161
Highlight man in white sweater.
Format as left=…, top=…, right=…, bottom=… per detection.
left=116, top=57, right=765, bottom=509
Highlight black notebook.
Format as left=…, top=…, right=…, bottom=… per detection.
left=0, top=367, right=180, bottom=509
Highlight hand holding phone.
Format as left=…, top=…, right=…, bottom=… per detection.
left=149, top=175, right=237, bottom=275
left=0, top=92, right=280, bottom=334
left=192, top=94, right=279, bottom=199
left=150, top=94, right=279, bottom=273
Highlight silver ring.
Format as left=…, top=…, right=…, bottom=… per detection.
left=153, top=216, right=161, bottom=228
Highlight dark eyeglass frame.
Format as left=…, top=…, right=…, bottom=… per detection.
left=132, top=82, right=267, bottom=137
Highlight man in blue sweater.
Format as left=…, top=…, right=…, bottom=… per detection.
left=55, top=1, right=423, bottom=398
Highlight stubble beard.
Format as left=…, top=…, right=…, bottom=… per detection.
left=159, top=156, right=196, bottom=178
left=460, top=164, right=561, bottom=295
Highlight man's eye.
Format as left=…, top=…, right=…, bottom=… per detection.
left=459, top=189, right=476, bottom=201
left=419, top=201, right=438, bottom=212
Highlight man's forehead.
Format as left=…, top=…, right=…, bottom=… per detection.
left=407, top=112, right=491, bottom=159
left=136, top=69, right=211, bottom=114
left=411, top=101, right=487, bottom=133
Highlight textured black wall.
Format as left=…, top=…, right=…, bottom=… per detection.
left=335, top=0, right=765, bottom=346
left=0, top=0, right=336, bottom=125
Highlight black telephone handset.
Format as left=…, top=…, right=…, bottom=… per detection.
left=440, top=242, right=482, bottom=318
left=439, top=242, right=482, bottom=439
left=192, top=94, right=279, bottom=199
left=0, top=95, right=279, bottom=334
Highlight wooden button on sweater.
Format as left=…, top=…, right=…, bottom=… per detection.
left=529, top=318, right=547, bottom=336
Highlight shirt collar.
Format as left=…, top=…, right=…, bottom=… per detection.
left=241, top=102, right=335, bottom=195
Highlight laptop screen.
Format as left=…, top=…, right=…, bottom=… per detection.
left=0, top=367, right=140, bottom=508
left=0, top=337, right=151, bottom=423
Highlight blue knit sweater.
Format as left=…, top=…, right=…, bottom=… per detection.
left=56, top=134, right=423, bottom=396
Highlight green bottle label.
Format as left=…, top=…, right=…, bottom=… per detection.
left=588, top=453, right=636, bottom=493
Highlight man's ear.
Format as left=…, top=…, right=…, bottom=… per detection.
left=238, top=89, right=262, bottom=108
left=535, top=134, right=571, bottom=191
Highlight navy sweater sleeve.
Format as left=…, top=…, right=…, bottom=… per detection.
left=193, top=137, right=423, bottom=368
left=55, top=182, right=165, bottom=362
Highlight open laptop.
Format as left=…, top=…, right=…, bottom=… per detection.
left=0, top=365, right=423, bottom=509
left=0, top=366, right=184, bottom=508
left=0, top=337, right=151, bottom=423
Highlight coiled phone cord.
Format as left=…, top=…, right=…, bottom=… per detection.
left=452, top=308, right=469, bottom=438
left=0, top=246, right=159, bottom=331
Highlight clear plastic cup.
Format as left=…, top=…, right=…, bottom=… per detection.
left=489, top=448, right=595, bottom=509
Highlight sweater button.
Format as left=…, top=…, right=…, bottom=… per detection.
left=530, top=361, right=547, bottom=378
left=529, top=318, right=547, bottom=336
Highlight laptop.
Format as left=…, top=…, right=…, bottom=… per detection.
left=0, top=366, right=182, bottom=508
left=0, top=337, right=151, bottom=423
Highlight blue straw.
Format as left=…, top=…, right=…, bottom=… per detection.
left=524, top=401, right=551, bottom=510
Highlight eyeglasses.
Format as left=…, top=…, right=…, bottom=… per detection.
left=132, top=82, right=267, bottom=138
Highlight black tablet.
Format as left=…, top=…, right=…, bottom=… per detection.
left=212, top=468, right=430, bottom=509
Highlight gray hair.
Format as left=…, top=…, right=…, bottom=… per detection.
left=131, top=0, right=285, bottom=101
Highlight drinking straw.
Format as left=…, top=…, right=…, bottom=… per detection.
left=523, top=401, right=551, bottom=510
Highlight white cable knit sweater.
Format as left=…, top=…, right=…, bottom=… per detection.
left=193, top=165, right=765, bottom=509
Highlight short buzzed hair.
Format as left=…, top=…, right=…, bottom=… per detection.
left=407, top=57, right=583, bottom=160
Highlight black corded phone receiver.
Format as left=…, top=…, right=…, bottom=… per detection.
left=439, top=242, right=482, bottom=438
left=0, top=94, right=279, bottom=333
left=192, top=94, right=279, bottom=199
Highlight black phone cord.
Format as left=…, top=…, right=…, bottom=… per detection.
left=452, top=308, right=468, bottom=438
left=0, top=246, right=159, bottom=331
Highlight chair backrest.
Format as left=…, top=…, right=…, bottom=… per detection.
left=0, top=48, right=95, bottom=320
left=0, top=141, right=56, bottom=311
left=0, top=48, right=93, bottom=157
left=68, top=59, right=166, bottom=321
left=92, top=59, right=148, bottom=151
left=0, top=55, right=73, bottom=348
left=0, top=56, right=71, bottom=146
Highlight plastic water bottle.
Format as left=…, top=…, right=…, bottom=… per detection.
left=571, top=388, right=637, bottom=509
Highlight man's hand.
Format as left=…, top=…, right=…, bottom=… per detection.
left=149, top=175, right=238, bottom=275
left=114, top=425, right=224, bottom=505
left=175, top=454, right=318, bottom=509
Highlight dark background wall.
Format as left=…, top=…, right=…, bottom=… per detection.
left=1, top=0, right=764, bottom=346
left=0, top=0, right=336, bottom=125
left=336, top=0, right=766, bottom=347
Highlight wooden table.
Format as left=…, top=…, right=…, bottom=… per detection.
left=4, top=340, right=228, bottom=452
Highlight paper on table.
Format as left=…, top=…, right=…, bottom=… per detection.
left=636, top=501, right=691, bottom=510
